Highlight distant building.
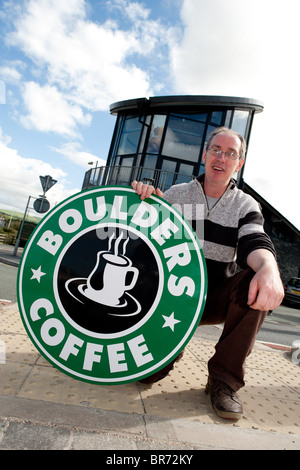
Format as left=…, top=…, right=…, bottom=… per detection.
left=243, top=183, right=300, bottom=283
left=82, top=95, right=300, bottom=283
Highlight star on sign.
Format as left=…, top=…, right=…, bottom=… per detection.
left=162, top=312, right=181, bottom=332
left=30, top=266, right=46, bottom=283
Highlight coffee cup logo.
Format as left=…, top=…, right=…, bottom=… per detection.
left=68, top=231, right=140, bottom=311
left=17, top=187, right=207, bottom=384
left=59, top=224, right=160, bottom=336
left=85, top=250, right=139, bottom=307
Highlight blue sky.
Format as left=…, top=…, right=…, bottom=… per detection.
left=0, top=0, right=299, bottom=230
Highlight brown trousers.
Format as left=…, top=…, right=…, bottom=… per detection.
left=200, top=268, right=268, bottom=391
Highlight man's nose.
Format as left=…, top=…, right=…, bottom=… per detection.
left=216, top=151, right=226, bottom=161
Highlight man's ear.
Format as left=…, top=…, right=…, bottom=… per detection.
left=236, top=158, right=244, bottom=172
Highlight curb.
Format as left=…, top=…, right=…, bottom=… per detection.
left=0, top=256, right=20, bottom=268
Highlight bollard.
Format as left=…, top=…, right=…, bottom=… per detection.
left=291, top=340, right=300, bottom=365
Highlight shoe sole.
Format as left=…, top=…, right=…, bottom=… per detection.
left=205, top=386, right=243, bottom=420
left=212, top=402, right=243, bottom=420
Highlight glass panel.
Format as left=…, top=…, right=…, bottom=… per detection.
left=179, top=163, right=193, bottom=175
left=109, top=158, right=134, bottom=186
left=108, top=115, right=124, bottom=162
left=173, top=113, right=208, bottom=122
left=231, top=110, right=249, bottom=137
left=161, top=159, right=177, bottom=172
left=199, top=163, right=206, bottom=176
left=224, top=110, right=233, bottom=128
left=290, top=279, right=300, bottom=288
left=162, top=115, right=204, bottom=162
left=121, top=156, right=134, bottom=167
left=146, top=115, right=166, bottom=153
left=138, top=115, right=151, bottom=153
left=141, top=155, right=158, bottom=184
left=211, top=111, right=223, bottom=125
left=143, top=154, right=158, bottom=169
left=159, top=159, right=177, bottom=190
left=135, top=154, right=142, bottom=168
left=117, top=117, right=142, bottom=155
left=204, top=124, right=218, bottom=147
left=176, top=163, right=194, bottom=185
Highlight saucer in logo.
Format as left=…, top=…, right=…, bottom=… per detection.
left=17, top=186, right=207, bottom=384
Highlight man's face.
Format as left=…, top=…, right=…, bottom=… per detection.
left=203, top=132, right=244, bottom=186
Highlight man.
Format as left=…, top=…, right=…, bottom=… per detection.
left=131, top=127, right=284, bottom=420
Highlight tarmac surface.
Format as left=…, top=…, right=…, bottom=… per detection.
left=0, top=244, right=300, bottom=451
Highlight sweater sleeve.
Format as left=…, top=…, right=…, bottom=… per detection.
left=236, top=207, right=276, bottom=267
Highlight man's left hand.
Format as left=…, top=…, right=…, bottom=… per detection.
left=247, top=250, right=284, bottom=311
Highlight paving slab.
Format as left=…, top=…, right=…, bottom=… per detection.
left=1, top=301, right=300, bottom=450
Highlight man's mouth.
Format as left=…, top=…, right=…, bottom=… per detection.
left=212, top=165, right=225, bottom=172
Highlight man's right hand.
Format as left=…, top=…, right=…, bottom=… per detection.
left=131, top=180, right=164, bottom=200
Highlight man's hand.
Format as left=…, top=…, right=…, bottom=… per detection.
left=131, top=180, right=164, bottom=200
left=247, top=249, right=284, bottom=311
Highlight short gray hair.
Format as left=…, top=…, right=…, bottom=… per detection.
left=205, top=127, right=247, bottom=160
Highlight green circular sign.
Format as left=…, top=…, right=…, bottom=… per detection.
left=17, top=187, right=207, bottom=384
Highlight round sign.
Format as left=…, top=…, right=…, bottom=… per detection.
left=17, top=186, right=207, bottom=384
left=34, top=197, right=50, bottom=214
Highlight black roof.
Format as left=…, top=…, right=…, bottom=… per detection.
left=110, top=95, right=264, bottom=115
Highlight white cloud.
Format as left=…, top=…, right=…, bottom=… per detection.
left=0, top=64, right=22, bottom=84
left=20, top=82, right=91, bottom=136
left=169, top=0, right=300, bottom=229
left=170, top=0, right=299, bottom=100
left=51, top=141, right=107, bottom=168
left=6, top=0, right=174, bottom=121
left=0, top=127, right=12, bottom=146
left=108, top=0, right=150, bottom=22
left=0, top=127, right=71, bottom=212
left=170, top=0, right=270, bottom=96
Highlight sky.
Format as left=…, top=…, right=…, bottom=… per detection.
left=0, top=0, right=299, bottom=230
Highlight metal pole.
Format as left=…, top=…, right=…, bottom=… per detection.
left=13, top=196, right=31, bottom=256
left=44, top=175, right=50, bottom=194
left=8, top=210, right=15, bottom=229
left=39, top=175, right=50, bottom=213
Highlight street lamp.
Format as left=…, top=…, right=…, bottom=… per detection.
left=88, top=161, right=100, bottom=186
left=88, top=161, right=98, bottom=168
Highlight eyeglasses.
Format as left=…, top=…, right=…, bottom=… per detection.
left=207, top=148, right=240, bottom=160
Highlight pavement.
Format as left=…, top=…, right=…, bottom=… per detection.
left=0, top=244, right=23, bottom=269
left=0, top=244, right=300, bottom=451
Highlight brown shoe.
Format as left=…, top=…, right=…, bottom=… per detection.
left=138, top=351, right=184, bottom=385
left=205, top=376, right=243, bottom=420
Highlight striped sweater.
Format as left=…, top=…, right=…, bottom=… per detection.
left=164, top=175, right=276, bottom=290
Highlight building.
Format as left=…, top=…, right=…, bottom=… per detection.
left=82, top=95, right=263, bottom=192
left=82, top=95, right=300, bottom=284
left=243, top=183, right=300, bottom=283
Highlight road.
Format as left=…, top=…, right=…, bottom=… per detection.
left=1, top=261, right=300, bottom=348
left=0, top=262, right=18, bottom=303
left=258, top=321, right=300, bottom=349
left=257, top=304, right=300, bottom=348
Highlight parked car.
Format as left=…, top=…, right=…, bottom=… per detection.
left=284, top=277, right=300, bottom=307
